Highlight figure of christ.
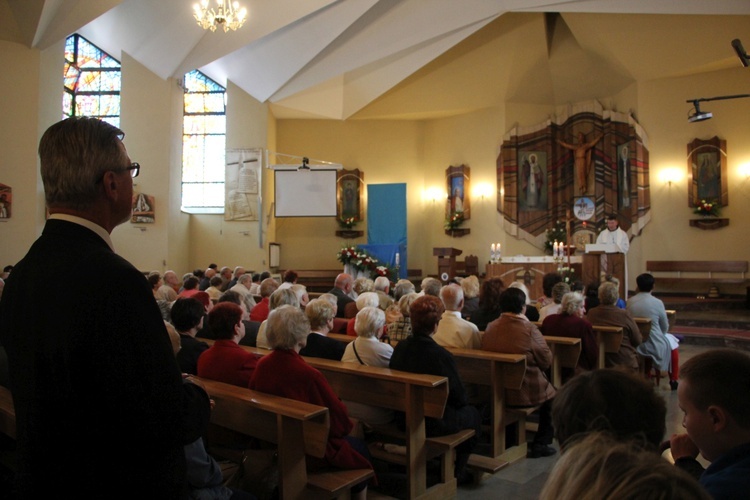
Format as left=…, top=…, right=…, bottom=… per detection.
left=557, top=131, right=604, bottom=195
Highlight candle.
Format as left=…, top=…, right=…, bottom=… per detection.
left=491, top=243, right=496, bottom=253
left=395, top=252, right=400, bottom=266
left=497, top=243, right=501, bottom=258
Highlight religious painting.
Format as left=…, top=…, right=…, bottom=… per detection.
left=617, top=142, right=631, bottom=209
left=518, top=151, right=547, bottom=211
left=687, top=137, right=727, bottom=208
left=225, top=148, right=262, bottom=221
left=0, top=184, right=11, bottom=219
left=337, top=169, right=364, bottom=222
left=446, top=165, right=470, bottom=219
left=131, top=193, right=155, bottom=223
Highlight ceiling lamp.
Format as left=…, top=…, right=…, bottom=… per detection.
left=194, top=0, right=247, bottom=32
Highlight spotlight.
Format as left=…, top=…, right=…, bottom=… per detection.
left=732, top=39, right=750, bottom=68
left=687, top=101, right=712, bottom=123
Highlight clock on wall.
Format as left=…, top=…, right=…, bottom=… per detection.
left=573, top=197, right=595, bottom=221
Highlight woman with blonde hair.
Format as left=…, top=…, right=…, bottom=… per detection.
left=386, top=292, right=418, bottom=343
left=540, top=432, right=709, bottom=500
left=460, top=275, right=480, bottom=319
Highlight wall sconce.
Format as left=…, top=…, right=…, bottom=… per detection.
left=659, top=168, right=683, bottom=187
left=424, top=186, right=445, bottom=204
left=472, top=183, right=493, bottom=201
left=739, top=162, right=750, bottom=179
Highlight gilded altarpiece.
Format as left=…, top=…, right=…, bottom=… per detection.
left=497, top=101, right=651, bottom=251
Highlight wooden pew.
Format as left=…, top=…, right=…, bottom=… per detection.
left=302, top=356, right=467, bottom=499
left=443, top=347, right=526, bottom=462
left=592, top=325, right=624, bottom=369
left=196, top=377, right=373, bottom=500
left=213, top=342, right=467, bottom=499
left=542, top=336, right=582, bottom=387
left=0, top=385, right=15, bottom=439
left=635, top=317, right=652, bottom=341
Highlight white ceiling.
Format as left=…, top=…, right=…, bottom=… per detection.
left=2, top=0, right=749, bottom=120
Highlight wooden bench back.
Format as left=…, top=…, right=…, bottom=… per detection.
left=196, top=377, right=330, bottom=458
left=592, top=325, right=624, bottom=369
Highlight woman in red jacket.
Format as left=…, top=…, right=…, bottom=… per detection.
left=248, top=305, right=373, bottom=498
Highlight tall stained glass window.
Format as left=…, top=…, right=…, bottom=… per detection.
left=63, top=34, right=121, bottom=127
left=182, top=70, right=227, bottom=211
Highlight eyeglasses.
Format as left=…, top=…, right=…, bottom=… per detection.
left=126, top=162, right=140, bottom=178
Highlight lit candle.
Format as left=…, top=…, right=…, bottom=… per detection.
left=395, top=252, right=400, bottom=266
left=497, top=243, right=501, bottom=258
left=491, top=243, right=496, bottom=253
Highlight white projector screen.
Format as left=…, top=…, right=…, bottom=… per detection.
left=274, top=169, right=337, bottom=217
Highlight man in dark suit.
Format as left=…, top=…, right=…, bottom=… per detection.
left=328, top=273, right=355, bottom=318
left=0, top=117, right=209, bottom=498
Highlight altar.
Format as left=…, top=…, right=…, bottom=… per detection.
left=486, top=256, right=582, bottom=302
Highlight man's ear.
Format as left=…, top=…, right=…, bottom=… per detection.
left=707, top=405, right=728, bottom=432
left=101, top=171, right=120, bottom=201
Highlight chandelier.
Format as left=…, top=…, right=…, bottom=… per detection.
left=193, top=0, right=248, bottom=33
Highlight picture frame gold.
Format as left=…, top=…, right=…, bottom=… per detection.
left=687, top=136, right=727, bottom=207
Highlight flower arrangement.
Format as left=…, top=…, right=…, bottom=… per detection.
left=445, top=210, right=465, bottom=230
left=558, top=266, right=578, bottom=285
left=338, top=216, right=358, bottom=229
left=694, top=199, right=720, bottom=217
left=336, top=245, right=377, bottom=273
left=375, top=264, right=398, bottom=282
left=544, top=220, right=567, bottom=254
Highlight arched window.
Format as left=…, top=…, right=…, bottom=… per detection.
left=63, top=34, right=121, bottom=127
left=182, top=70, right=227, bottom=212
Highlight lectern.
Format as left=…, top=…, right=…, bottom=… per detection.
left=433, top=247, right=462, bottom=281
left=583, top=244, right=626, bottom=298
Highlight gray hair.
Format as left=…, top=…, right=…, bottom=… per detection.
left=598, top=282, right=619, bottom=306
left=39, top=117, right=129, bottom=211
left=318, top=293, right=338, bottom=309
left=354, top=306, right=385, bottom=338
left=439, top=284, right=464, bottom=311
left=422, top=278, right=442, bottom=297
left=374, top=276, right=390, bottom=292
left=352, top=277, right=374, bottom=295
left=356, top=291, right=379, bottom=310
left=238, top=274, right=253, bottom=286
left=398, top=292, right=419, bottom=316
left=266, top=305, right=310, bottom=350
left=561, top=291, right=585, bottom=316
left=305, top=298, right=336, bottom=330
left=394, top=279, right=416, bottom=300
left=290, top=284, right=308, bottom=306
left=269, top=288, right=299, bottom=310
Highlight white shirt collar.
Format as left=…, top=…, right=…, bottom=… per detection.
left=49, top=213, right=115, bottom=251
left=445, top=310, right=462, bottom=318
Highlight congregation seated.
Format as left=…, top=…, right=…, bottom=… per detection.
left=602, top=274, right=627, bottom=309
left=508, top=280, right=539, bottom=322
left=179, top=276, right=201, bottom=299
left=551, top=369, right=666, bottom=452
left=198, top=267, right=216, bottom=291
left=389, top=295, right=481, bottom=482
left=627, top=273, right=679, bottom=390
left=248, top=272, right=261, bottom=296
left=225, top=266, right=245, bottom=291
left=342, top=306, right=394, bottom=426
left=541, top=291, right=597, bottom=374
left=671, top=349, right=750, bottom=499
left=540, top=432, right=709, bottom=500
left=585, top=282, right=642, bottom=372
left=418, top=277, right=442, bottom=297
left=197, top=302, right=260, bottom=387
left=392, top=279, right=415, bottom=300
left=459, top=275, right=480, bottom=320
left=299, top=298, right=345, bottom=361
left=386, top=292, right=418, bottom=343
left=249, top=277, right=279, bottom=322
left=171, top=297, right=209, bottom=375
left=249, top=305, right=373, bottom=498
left=346, top=292, right=379, bottom=337
left=373, top=276, right=394, bottom=311
left=256, top=288, right=300, bottom=349
left=583, top=280, right=600, bottom=312
left=329, top=273, right=356, bottom=318
left=290, top=283, right=310, bottom=309
left=538, top=281, right=570, bottom=321
left=344, top=277, right=373, bottom=319
left=148, top=271, right=163, bottom=299
left=205, top=275, right=224, bottom=304
left=536, top=272, right=563, bottom=310
left=481, top=287, right=556, bottom=458
left=277, top=269, right=298, bottom=290
left=469, top=277, right=505, bottom=331
left=433, top=283, right=481, bottom=349
left=229, top=273, right=257, bottom=312
left=158, top=270, right=180, bottom=301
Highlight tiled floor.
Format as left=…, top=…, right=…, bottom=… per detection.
left=452, top=343, right=713, bottom=500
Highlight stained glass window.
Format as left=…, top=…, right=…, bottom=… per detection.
left=63, top=34, right=121, bottom=127
left=182, top=70, right=227, bottom=210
